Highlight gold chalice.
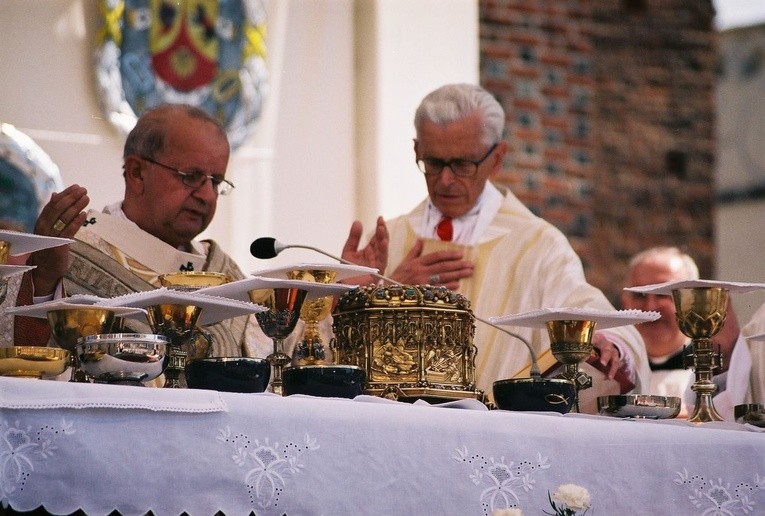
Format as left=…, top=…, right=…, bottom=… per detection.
left=286, top=269, right=338, bottom=365
left=47, top=307, right=117, bottom=382
left=154, top=272, right=229, bottom=388
left=145, top=303, right=205, bottom=388
left=672, top=287, right=728, bottom=422
left=159, top=271, right=230, bottom=291
left=546, top=319, right=597, bottom=413
left=249, top=287, right=309, bottom=395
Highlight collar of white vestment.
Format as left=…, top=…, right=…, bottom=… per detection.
left=419, top=182, right=504, bottom=245
left=81, top=208, right=207, bottom=274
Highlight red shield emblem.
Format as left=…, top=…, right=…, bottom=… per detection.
left=149, top=0, right=218, bottom=91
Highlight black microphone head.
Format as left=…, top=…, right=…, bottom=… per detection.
left=250, top=237, right=279, bottom=259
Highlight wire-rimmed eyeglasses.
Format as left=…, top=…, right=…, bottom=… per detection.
left=141, top=156, right=235, bottom=196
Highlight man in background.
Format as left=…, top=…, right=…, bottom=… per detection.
left=621, top=246, right=740, bottom=415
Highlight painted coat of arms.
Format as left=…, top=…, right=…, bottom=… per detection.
left=94, top=0, right=267, bottom=148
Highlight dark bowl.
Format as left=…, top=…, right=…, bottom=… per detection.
left=185, top=357, right=271, bottom=393
left=493, top=377, right=576, bottom=413
left=734, top=403, right=765, bottom=427
left=283, top=364, right=366, bottom=399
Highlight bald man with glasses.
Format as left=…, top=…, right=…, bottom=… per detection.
left=14, top=104, right=273, bottom=362
left=343, top=83, right=650, bottom=405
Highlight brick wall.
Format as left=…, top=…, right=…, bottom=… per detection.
left=479, top=0, right=717, bottom=306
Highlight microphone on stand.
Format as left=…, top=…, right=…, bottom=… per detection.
left=249, top=236, right=541, bottom=376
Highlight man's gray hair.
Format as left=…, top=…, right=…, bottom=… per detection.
left=627, top=246, right=700, bottom=281
left=414, top=83, right=505, bottom=146
left=123, top=104, right=228, bottom=160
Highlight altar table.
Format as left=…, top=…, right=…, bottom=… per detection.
left=1, top=377, right=763, bottom=515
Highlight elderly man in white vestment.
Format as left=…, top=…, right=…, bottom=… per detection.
left=343, top=83, right=650, bottom=401
left=14, top=104, right=273, bottom=359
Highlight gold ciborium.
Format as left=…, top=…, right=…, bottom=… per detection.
left=249, top=287, right=308, bottom=395
left=145, top=303, right=204, bottom=388
left=47, top=307, right=117, bottom=382
left=672, top=287, right=727, bottom=422
left=546, top=319, right=597, bottom=413
left=286, top=269, right=338, bottom=365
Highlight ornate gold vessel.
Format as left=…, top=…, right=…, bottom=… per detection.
left=547, top=319, right=597, bottom=413
left=332, top=284, right=481, bottom=402
left=286, top=268, right=338, bottom=365
left=47, top=307, right=117, bottom=382
left=672, top=287, right=727, bottom=422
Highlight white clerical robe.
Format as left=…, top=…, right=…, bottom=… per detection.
left=714, top=302, right=765, bottom=419
left=385, top=189, right=651, bottom=399
left=66, top=208, right=273, bottom=360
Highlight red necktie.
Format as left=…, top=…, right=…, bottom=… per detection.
left=436, top=217, right=453, bottom=241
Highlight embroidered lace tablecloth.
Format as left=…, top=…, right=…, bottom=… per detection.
left=1, top=377, right=763, bottom=515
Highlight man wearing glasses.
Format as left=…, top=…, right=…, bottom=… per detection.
left=345, top=84, right=650, bottom=403
left=15, top=104, right=271, bottom=360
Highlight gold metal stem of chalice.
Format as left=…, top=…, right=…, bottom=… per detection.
left=145, top=303, right=204, bottom=388
left=249, top=287, right=309, bottom=396
left=546, top=319, right=597, bottom=413
left=47, top=308, right=117, bottom=382
left=0, top=240, right=10, bottom=304
left=286, top=269, right=338, bottom=365
left=672, top=287, right=728, bottom=423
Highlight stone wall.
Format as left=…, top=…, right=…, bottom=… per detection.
left=479, top=0, right=717, bottom=306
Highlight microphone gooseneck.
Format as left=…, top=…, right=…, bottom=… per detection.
left=249, top=236, right=541, bottom=376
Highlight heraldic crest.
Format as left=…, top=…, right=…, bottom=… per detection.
left=94, top=0, right=267, bottom=149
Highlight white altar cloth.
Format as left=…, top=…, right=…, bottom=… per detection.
left=0, top=377, right=763, bottom=515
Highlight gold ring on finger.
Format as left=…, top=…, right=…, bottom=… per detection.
left=53, top=219, right=66, bottom=232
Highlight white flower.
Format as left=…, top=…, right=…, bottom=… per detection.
left=492, top=509, right=523, bottom=516
left=551, top=484, right=591, bottom=512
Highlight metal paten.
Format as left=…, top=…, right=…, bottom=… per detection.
left=546, top=319, right=597, bottom=413
left=249, top=287, right=309, bottom=396
left=77, top=333, right=168, bottom=385
left=332, top=284, right=482, bottom=402
left=598, top=394, right=682, bottom=419
left=672, top=287, right=729, bottom=422
left=47, top=308, right=117, bottom=383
